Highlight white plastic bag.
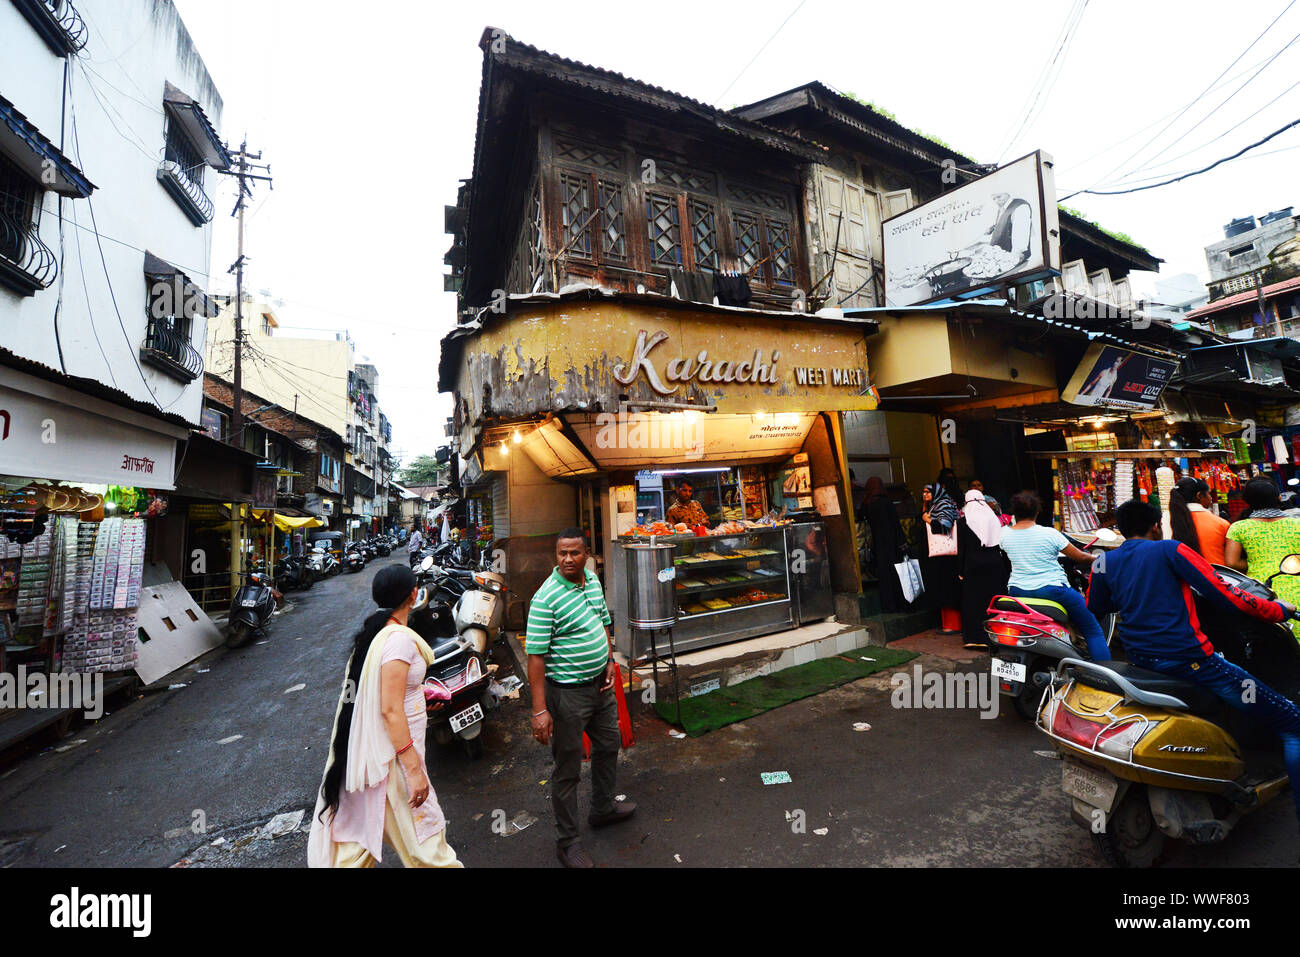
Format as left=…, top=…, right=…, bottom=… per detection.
left=895, top=557, right=925, bottom=604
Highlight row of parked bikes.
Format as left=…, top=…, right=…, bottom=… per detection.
left=224, top=531, right=511, bottom=762
left=225, top=533, right=403, bottom=648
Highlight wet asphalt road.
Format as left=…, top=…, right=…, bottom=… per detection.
left=0, top=553, right=1295, bottom=868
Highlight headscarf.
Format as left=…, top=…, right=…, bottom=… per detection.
left=925, top=482, right=959, bottom=532
left=963, top=488, right=1003, bottom=547
left=864, top=476, right=886, bottom=502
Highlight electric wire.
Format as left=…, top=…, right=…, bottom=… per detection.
left=715, top=0, right=808, bottom=103
left=1080, top=0, right=1297, bottom=191
left=996, top=0, right=1089, bottom=164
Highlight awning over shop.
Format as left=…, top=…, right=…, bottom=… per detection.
left=0, top=365, right=187, bottom=489
left=251, top=509, right=325, bottom=532
left=0, top=92, right=95, bottom=197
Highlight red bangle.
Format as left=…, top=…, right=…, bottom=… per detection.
left=396, top=739, right=414, bottom=757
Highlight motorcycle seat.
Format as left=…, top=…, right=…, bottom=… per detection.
left=1090, top=661, right=1224, bottom=715
left=990, top=595, right=1070, bottom=624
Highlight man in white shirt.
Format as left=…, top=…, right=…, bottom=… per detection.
left=407, top=526, right=424, bottom=567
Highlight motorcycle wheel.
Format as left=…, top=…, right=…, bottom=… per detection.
left=1093, top=785, right=1165, bottom=868
left=462, top=734, right=484, bottom=760
left=226, top=622, right=252, bottom=649
left=1012, top=675, right=1044, bottom=721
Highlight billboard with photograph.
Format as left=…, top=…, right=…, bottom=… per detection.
left=1061, top=343, right=1178, bottom=411
left=883, top=151, right=1060, bottom=307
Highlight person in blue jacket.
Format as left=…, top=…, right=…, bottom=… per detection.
left=1087, top=498, right=1300, bottom=826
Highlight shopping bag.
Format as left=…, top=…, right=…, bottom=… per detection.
left=582, top=662, right=635, bottom=759
left=926, top=524, right=958, bottom=557
left=895, top=557, right=925, bottom=604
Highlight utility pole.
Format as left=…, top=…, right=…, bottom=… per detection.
left=216, top=139, right=272, bottom=591
left=217, top=138, right=273, bottom=448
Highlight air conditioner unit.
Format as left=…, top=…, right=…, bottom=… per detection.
left=322, top=500, right=334, bottom=515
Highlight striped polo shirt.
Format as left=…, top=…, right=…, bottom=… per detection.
left=525, top=567, right=612, bottom=683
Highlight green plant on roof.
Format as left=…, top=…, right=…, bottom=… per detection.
left=840, top=91, right=967, bottom=158
left=1057, top=205, right=1149, bottom=253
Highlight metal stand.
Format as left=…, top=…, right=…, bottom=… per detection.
left=637, top=624, right=681, bottom=726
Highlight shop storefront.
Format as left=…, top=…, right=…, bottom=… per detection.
left=439, top=291, right=880, bottom=657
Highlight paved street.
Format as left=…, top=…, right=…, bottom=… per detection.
left=0, top=553, right=1295, bottom=868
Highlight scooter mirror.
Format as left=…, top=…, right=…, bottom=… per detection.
left=412, top=587, right=430, bottom=611
left=421, top=556, right=435, bottom=572
left=1282, top=553, right=1300, bottom=576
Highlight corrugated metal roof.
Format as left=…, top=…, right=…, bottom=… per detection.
left=0, top=346, right=192, bottom=429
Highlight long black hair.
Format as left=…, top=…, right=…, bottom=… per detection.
left=1169, top=477, right=1205, bottom=555
left=319, top=564, right=418, bottom=821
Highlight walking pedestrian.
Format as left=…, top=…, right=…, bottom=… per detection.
left=407, top=525, right=424, bottom=568
left=957, top=489, right=1009, bottom=650
left=527, top=528, right=635, bottom=868
left=308, top=564, right=462, bottom=868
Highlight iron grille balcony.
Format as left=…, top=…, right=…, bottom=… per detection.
left=157, top=160, right=215, bottom=225
left=140, top=317, right=204, bottom=382
left=0, top=207, right=57, bottom=296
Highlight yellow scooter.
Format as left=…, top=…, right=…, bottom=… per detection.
left=1036, top=557, right=1300, bottom=867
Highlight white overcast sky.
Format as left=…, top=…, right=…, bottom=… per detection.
left=169, top=0, right=1300, bottom=462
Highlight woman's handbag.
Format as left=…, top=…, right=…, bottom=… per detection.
left=895, top=555, right=925, bottom=604
left=926, top=523, right=958, bottom=557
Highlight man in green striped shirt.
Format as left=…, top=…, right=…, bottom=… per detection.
left=527, top=528, right=635, bottom=868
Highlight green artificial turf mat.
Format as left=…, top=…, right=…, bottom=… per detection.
left=654, top=645, right=917, bottom=736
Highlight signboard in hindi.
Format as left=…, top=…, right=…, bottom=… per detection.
left=1062, top=343, right=1178, bottom=411
left=883, top=151, right=1060, bottom=307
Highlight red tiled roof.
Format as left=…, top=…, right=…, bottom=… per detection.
left=1187, top=274, right=1300, bottom=319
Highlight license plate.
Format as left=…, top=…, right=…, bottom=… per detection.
left=992, top=657, right=1027, bottom=683
left=449, top=702, right=483, bottom=733
left=241, top=598, right=257, bottom=607
left=1062, top=761, right=1119, bottom=810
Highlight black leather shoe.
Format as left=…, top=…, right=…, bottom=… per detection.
left=588, top=801, right=637, bottom=828
left=556, top=842, right=595, bottom=868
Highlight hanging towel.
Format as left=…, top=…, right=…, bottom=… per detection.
left=668, top=268, right=715, bottom=304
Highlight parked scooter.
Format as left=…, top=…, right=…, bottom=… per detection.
left=407, top=567, right=507, bottom=759
left=985, top=527, right=1122, bottom=719
left=1038, top=556, right=1300, bottom=867
left=307, top=541, right=339, bottom=579
left=226, top=568, right=281, bottom=648
left=275, top=553, right=315, bottom=592
left=344, top=542, right=366, bottom=573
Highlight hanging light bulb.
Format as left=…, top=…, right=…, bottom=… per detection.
left=513, top=429, right=522, bottom=444
left=499, top=440, right=508, bottom=455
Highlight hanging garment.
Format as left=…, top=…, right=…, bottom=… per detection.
left=714, top=272, right=753, bottom=307
left=668, top=268, right=715, bottom=304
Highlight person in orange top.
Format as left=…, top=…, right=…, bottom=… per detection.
left=1168, top=476, right=1229, bottom=565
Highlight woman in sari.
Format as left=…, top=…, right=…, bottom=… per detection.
left=308, top=564, right=462, bottom=867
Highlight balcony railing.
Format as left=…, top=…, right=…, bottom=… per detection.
left=0, top=208, right=57, bottom=296
left=140, top=317, right=204, bottom=382
left=157, top=160, right=215, bottom=225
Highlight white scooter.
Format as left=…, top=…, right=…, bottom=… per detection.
left=408, top=558, right=507, bottom=759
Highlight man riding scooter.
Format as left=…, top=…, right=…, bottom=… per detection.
left=1086, top=499, right=1300, bottom=829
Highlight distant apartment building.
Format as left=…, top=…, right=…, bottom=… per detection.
left=205, top=298, right=395, bottom=535
left=1191, top=207, right=1300, bottom=338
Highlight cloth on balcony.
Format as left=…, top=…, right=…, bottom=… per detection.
left=714, top=272, right=753, bottom=307
left=667, top=269, right=715, bottom=304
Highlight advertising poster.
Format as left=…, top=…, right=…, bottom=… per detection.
left=1062, top=344, right=1178, bottom=411
left=883, top=151, right=1060, bottom=307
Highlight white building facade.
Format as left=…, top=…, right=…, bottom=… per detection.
left=1, top=0, right=226, bottom=488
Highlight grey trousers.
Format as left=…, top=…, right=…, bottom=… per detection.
left=545, top=679, right=621, bottom=847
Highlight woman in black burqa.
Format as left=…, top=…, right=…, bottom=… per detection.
left=861, top=476, right=907, bottom=612
left=957, top=489, right=1010, bottom=649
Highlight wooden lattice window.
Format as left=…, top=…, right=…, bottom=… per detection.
left=766, top=218, right=794, bottom=285
left=689, top=198, right=719, bottom=271
left=598, top=179, right=626, bottom=261
left=733, top=210, right=761, bottom=274
left=559, top=172, right=592, bottom=259
left=646, top=192, right=682, bottom=266
left=527, top=182, right=544, bottom=282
